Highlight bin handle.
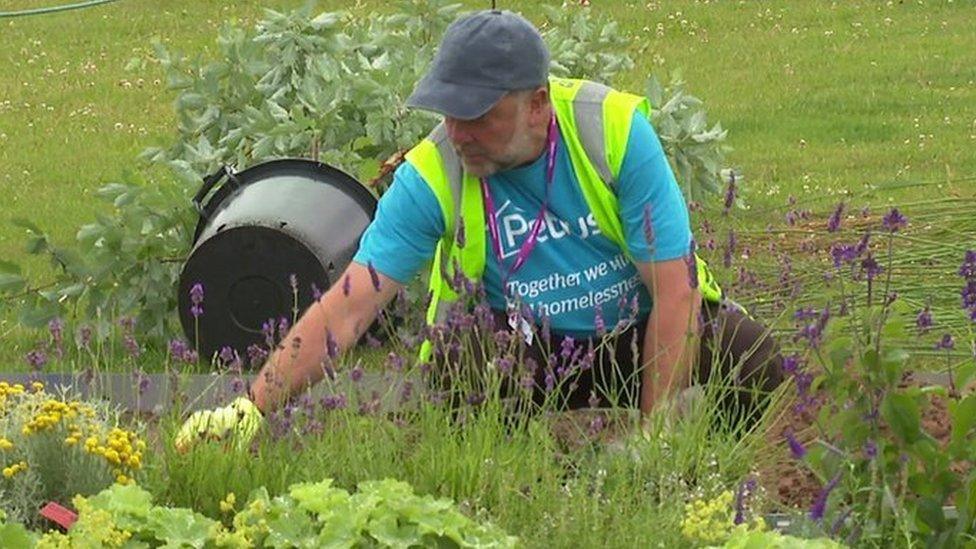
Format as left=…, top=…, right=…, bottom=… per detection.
left=193, top=166, right=240, bottom=218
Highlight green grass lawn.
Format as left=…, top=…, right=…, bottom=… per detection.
left=1, top=0, right=975, bottom=365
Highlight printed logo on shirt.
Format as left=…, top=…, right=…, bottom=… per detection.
left=496, top=200, right=601, bottom=259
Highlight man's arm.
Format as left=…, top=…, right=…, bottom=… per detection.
left=248, top=261, right=401, bottom=413
left=634, top=258, right=701, bottom=417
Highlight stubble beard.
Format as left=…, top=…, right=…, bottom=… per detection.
left=457, top=113, right=536, bottom=178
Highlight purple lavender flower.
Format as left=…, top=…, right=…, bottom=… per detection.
left=794, top=307, right=818, bottom=322
left=961, top=280, right=976, bottom=311
left=685, top=239, right=699, bottom=290
left=591, top=304, right=606, bottom=337
left=168, top=338, right=189, bottom=362
left=365, top=332, right=382, bottom=348
left=76, top=325, right=92, bottom=351
left=246, top=344, right=269, bottom=368
left=916, top=306, right=933, bottom=334
left=400, top=381, right=414, bottom=404
left=288, top=273, right=297, bottom=292
left=864, top=439, right=878, bottom=460
left=935, top=333, right=955, bottom=351
left=123, top=335, right=140, bottom=358
left=349, top=365, right=364, bottom=383
left=881, top=207, right=907, bottom=232
left=311, top=283, right=323, bottom=301
left=861, top=254, right=882, bottom=282
left=367, top=262, right=381, bottom=292
left=723, top=172, right=737, bottom=215
left=810, top=474, right=841, bottom=522
left=544, top=371, right=556, bottom=393
left=723, top=229, right=737, bottom=269
left=261, top=319, right=275, bottom=348
left=734, top=477, right=757, bottom=525
left=785, top=430, right=807, bottom=459
left=189, top=283, right=204, bottom=318
left=230, top=376, right=246, bottom=395
left=782, top=354, right=801, bottom=375
left=118, top=316, right=136, bottom=334
left=133, top=370, right=150, bottom=397
left=325, top=330, right=339, bottom=360
left=277, top=316, right=290, bottom=337
left=455, top=217, right=466, bottom=248
left=642, top=203, right=655, bottom=248
left=786, top=210, right=798, bottom=226
left=830, top=243, right=857, bottom=268
left=854, top=231, right=871, bottom=257
left=25, top=348, right=47, bottom=371
left=827, top=201, right=844, bottom=232
left=386, top=352, right=404, bottom=372
left=497, top=356, right=514, bottom=375
left=960, top=250, right=976, bottom=279
left=560, top=337, right=576, bottom=360
left=466, top=392, right=485, bottom=406
left=48, top=317, right=64, bottom=352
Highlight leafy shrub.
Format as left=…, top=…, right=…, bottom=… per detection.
left=34, top=479, right=516, bottom=548
left=0, top=381, right=146, bottom=528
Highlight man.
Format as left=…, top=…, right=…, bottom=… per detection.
left=176, top=10, right=783, bottom=450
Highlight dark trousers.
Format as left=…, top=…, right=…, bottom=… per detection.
left=433, top=300, right=785, bottom=422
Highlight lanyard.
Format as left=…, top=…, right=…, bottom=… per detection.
left=481, top=114, right=558, bottom=292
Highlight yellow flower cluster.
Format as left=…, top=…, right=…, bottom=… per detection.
left=0, top=381, right=27, bottom=410
left=1, top=380, right=146, bottom=486
left=83, top=427, right=146, bottom=484
left=22, top=398, right=95, bottom=435
left=681, top=490, right=734, bottom=544
left=2, top=460, right=27, bottom=478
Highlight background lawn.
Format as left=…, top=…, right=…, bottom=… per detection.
left=1, top=0, right=975, bottom=365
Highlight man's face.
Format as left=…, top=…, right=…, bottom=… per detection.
left=443, top=91, right=540, bottom=178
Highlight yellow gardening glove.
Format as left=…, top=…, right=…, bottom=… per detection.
left=175, top=397, right=263, bottom=452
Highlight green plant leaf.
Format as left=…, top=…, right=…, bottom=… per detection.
left=949, top=394, right=976, bottom=451
left=882, top=393, right=922, bottom=444
left=0, top=273, right=25, bottom=294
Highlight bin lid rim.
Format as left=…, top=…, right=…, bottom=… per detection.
left=193, top=158, right=377, bottom=244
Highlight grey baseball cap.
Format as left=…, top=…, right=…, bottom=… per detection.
left=406, top=10, right=550, bottom=120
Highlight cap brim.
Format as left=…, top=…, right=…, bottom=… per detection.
left=405, top=75, right=507, bottom=121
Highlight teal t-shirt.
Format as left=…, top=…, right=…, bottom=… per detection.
left=353, top=111, right=692, bottom=337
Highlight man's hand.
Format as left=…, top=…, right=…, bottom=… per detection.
left=175, top=397, right=263, bottom=452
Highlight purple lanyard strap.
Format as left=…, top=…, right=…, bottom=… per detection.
left=481, top=113, right=558, bottom=292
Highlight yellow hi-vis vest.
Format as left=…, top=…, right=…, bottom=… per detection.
left=405, top=77, right=722, bottom=362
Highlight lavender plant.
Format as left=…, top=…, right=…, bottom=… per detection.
left=776, top=209, right=976, bottom=545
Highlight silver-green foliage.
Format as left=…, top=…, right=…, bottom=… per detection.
left=1, top=1, right=729, bottom=343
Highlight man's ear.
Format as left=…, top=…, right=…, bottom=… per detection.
left=530, top=86, right=551, bottom=123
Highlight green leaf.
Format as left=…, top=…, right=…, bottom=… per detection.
left=86, top=483, right=155, bottom=520
left=0, top=273, right=25, bottom=294
left=882, top=393, right=922, bottom=444
left=0, top=521, right=36, bottom=547
left=147, top=507, right=219, bottom=548
left=949, top=394, right=976, bottom=451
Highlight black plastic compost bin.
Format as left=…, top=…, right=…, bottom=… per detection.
left=178, top=159, right=377, bottom=366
